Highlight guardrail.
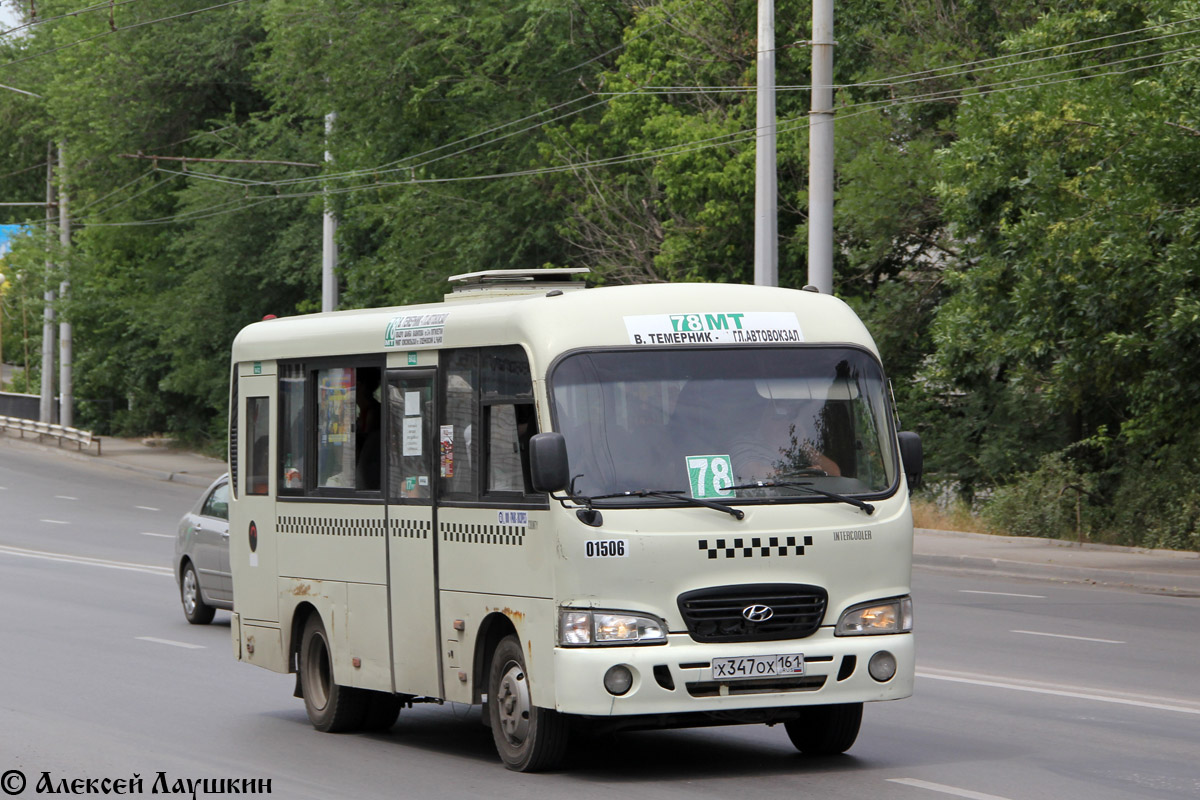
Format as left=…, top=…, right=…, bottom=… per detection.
left=0, top=415, right=101, bottom=454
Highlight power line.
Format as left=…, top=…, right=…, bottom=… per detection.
left=0, top=0, right=254, bottom=71
left=82, top=47, right=1200, bottom=228
left=70, top=12, right=1200, bottom=226
left=590, top=23, right=1200, bottom=96
left=0, top=0, right=144, bottom=38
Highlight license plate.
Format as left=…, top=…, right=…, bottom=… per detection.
left=711, top=653, right=805, bottom=680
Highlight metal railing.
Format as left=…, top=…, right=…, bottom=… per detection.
left=0, top=415, right=101, bottom=454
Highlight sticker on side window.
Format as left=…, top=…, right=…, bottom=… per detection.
left=584, top=539, right=629, bottom=558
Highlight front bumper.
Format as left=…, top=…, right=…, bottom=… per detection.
left=552, top=629, right=913, bottom=716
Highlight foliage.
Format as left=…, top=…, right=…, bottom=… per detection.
left=2, top=0, right=1200, bottom=547
left=983, top=451, right=1100, bottom=542
left=927, top=0, right=1200, bottom=545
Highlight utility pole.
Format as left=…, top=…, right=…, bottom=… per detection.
left=807, top=0, right=835, bottom=294
left=40, top=142, right=56, bottom=424
left=58, top=142, right=72, bottom=427
left=753, top=0, right=778, bottom=287
left=322, top=111, right=338, bottom=313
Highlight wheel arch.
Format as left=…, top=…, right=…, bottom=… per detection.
left=289, top=601, right=320, bottom=674
left=472, top=612, right=518, bottom=704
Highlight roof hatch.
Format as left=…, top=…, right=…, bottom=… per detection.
left=445, top=268, right=590, bottom=300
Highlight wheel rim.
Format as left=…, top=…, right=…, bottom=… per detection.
left=304, top=631, right=332, bottom=711
left=182, top=568, right=198, bottom=615
left=495, top=660, right=531, bottom=745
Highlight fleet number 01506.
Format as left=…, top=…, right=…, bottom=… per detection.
left=584, top=539, right=628, bottom=558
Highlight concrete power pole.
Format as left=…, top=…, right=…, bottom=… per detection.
left=58, top=143, right=72, bottom=428
left=753, top=0, right=778, bottom=287
left=40, top=142, right=56, bottom=424
left=807, top=0, right=835, bottom=294
left=322, top=111, right=338, bottom=313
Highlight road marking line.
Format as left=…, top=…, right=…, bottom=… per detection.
left=887, top=778, right=1013, bottom=800
left=40, top=519, right=69, bottom=525
left=137, top=637, right=205, bottom=650
left=136, top=505, right=160, bottom=511
left=959, top=590, right=1045, bottom=599
left=140, top=532, right=173, bottom=539
left=917, top=670, right=1200, bottom=715
left=0, top=544, right=172, bottom=576
left=55, top=495, right=78, bottom=500
left=1011, top=629, right=1124, bottom=644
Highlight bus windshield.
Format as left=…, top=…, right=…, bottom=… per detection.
left=549, top=347, right=897, bottom=505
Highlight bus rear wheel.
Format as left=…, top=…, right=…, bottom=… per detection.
left=487, top=635, right=568, bottom=772
left=783, top=702, right=863, bottom=755
left=300, top=614, right=366, bottom=732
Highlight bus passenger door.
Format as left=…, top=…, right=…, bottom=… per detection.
left=384, top=369, right=441, bottom=698
left=231, top=369, right=280, bottom=625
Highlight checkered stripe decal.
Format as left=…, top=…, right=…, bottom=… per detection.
left=389, top=518, right=431, bottom=540
left=278, top=516, right=386, bottom=538
left=698, top=535, right=813, bottom=559
left=441, top=522, right=525, bottom=547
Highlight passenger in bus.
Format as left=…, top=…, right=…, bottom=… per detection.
left=355, top=369, right=382, bottom=490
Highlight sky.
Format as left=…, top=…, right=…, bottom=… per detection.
left=0, top=225, right=24, bottom=256
left=0, top=3, right=21, bottom=31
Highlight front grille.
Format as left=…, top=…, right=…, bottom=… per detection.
left=678, top=583, right=828, bottom=643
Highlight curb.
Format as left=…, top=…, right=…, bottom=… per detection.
left=913, top=552, right=1200, bottom=597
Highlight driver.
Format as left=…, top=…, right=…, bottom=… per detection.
left=729, top=400, right=841, bottom=482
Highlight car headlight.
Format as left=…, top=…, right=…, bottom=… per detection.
left=835, top=596, right=913, bottom=636
left=559, top=609, right=667, bottom=646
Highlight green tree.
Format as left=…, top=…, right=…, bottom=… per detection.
left=927, top=0, right=1200, bottom=546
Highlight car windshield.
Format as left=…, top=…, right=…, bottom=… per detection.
left=549, top=347, right=897, bottom=505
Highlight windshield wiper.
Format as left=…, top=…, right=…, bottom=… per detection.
left=724, top=481, right=875, bottom=515
left=580, top=488, right=745, bottom=521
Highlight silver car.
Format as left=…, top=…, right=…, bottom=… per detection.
left=174, top=474, right=232, bottom=624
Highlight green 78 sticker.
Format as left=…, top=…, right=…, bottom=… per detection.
left=686, top=455, right=734, bottom=498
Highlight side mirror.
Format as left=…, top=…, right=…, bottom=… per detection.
left=897, top=431, right=923, bottom=491
left=529, top=432, right=570, bottom=494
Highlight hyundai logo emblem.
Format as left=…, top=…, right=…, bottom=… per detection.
left=743, top=604, right=774, bottom=622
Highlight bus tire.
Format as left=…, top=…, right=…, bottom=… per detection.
left=487, top=635, right=568, bottom=772
left=361, top=691, right=402, bottom=732
left=300, top=614, right=366, bottom=733
left=180, top=561, right=215, bottom=625
left=783, top=702, right=863, bottom=755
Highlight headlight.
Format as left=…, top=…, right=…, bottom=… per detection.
left=559, top=609, right=667, bottom=646
left=835, top=596, right=913, bottom=636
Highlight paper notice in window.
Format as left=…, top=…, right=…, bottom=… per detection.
left=404, top=391, right=421, bottom=416
left=403, top=417, right=422, bottom=456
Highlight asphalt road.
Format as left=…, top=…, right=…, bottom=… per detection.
left=1, top=443, right=1197, bottom=800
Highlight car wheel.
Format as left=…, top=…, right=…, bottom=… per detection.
left=300, top=614, right=366, bottom=732
left=180, top=561, right=215, bottom=625
left=487, top=635, right=569, bottom=771
left=783, top=702, right=863, bottom=755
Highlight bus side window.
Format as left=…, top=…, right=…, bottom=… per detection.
left=246, top=396, right=270, bottom=496
left=487, top=403, right=537, bottom=494
left=386, top=374, right=433, bottom=502
left=279, top=363, right=306, bottom=492
left=441, top=351, right=479, bottom=498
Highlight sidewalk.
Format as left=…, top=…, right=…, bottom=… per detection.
left=4, top=427, right=1198, bottom=596
left=914, top=527, right=1200, bottom=597
left=1, top=429, right=226, bottom=488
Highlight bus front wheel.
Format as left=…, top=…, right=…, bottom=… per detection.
left=300, top=614, right=366, bottom=733
left=487, top=635, right=568, bottom=771
left=783, top=702, right=863, bottom=755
